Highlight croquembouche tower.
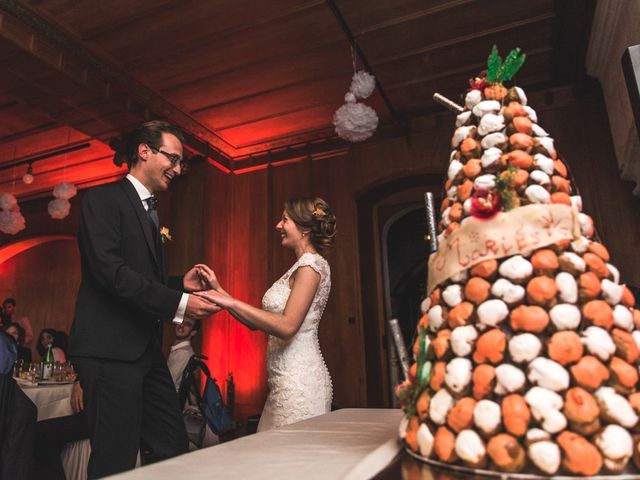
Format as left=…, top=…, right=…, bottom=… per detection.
left=397, top=47, right=640, bottom=476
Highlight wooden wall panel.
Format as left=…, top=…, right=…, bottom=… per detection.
left=0, top=238, right=80, bottom=356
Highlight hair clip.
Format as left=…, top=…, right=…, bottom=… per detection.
left=313, top=207, right=326, bottom=217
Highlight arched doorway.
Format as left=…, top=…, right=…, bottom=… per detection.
left=356, top=174, right=442, bottom=407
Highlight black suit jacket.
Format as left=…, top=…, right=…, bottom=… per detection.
left=70, top=178, right=183, bottom=361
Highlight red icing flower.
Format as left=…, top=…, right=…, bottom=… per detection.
left=468, top=71, right=488, bottom=92
left=471, top=189, right=502, bottom=219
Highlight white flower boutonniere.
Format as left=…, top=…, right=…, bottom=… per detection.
left=160, top=226, right=172, bottom=243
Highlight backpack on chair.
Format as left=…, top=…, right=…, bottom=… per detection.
left=179, top=354, right=235, bottom=442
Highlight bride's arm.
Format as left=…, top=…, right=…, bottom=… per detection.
left=197, top=266, right=321, bottom=340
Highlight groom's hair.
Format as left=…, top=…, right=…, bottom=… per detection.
left=110, top=120, right=184, bottom=169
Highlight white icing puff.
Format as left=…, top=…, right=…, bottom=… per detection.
left=445, top=358, right=473, bottom=394
left=555, top=273, right=578, bottom=304
left=442, top=284, right=464, bottom=307
left=528, top=441, right=561, bottom=475
left=524, top=106, right=538, bottom=123
left=559, top=252, right=586, bottom=273
left=452, top=126, right=474, bottom=148
left=607, top=263, right=620, bottom=284
left=549, top=303, right=581, bottom=330
left=429, top=388, right=454, bottom=425
left=601, top=279, right=623, bottom=305
left=480, top=133, right=506, bottom=150
left=451, top=325, right=478, bottom=357
left=398, top=415, right=409, bottom=439
left=529, top=170, right=550, bottom=185
left=528, top=357, right=569, bottom=392
left=480, top=147, right=502, bottom=168
left=595, top=387, right=639, bottom=428
left=477, top=113, right=504, bottom=136
left=613, top=305, right=634, bottom=331
left=581, top=326, right=616, bottom=361
left=498, top=256, right=533, bottom=283
left=525, top=387, right=567, bottom=434
left=417, top=423, right=435, bottom=457
left=455, top=430, right=486, bottom=465
left=450, top=269, right=468, bottom=282
left=428, top=305, right=446, bottom=332
left=420, top=297, right=431, bottom=314
left=633, top=331, right=640, bottom=352
left=472, top=100, right=501, bottom=118
left=474, top=399, right=501, bottom=434
left=531, top=123, right=548, bottom=138
left=494, top=364, right=526, bottom=395
left=447, top=160, right=463, bottom=181
left=491, top=278, right=526, bottom=304
left=579, top=213, right=595, bottom=237
left=524, top=185, right=550, bottom=204
left=476, top=299, right=509, bottom=328
left=514, top=87, right=528, bottom=105
left=509, top=333, right=542, bottom=363
left=538, top=137, right=555, bottom=157
left=465, top=90, right=482, bottom=110
left=456, top=110, right=472, bottom=127
left=526, top=428, right=550, bottom=443
left=474, top=174, right=496, bottom=190
left=533, top=153, right=554, bottom=175
left=570, top=236, right=589, bottom=254
left=594, top=424, right=633, bottom=471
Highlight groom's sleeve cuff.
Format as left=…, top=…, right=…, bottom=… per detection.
left=172, top=293, right=189, bottom=324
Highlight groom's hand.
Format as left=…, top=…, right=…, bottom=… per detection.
left=183, top=266, right=206, bottom=292
left=185, top=294, right=221, bottom=320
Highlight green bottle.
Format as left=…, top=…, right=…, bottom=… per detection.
left=42, top=344, right=54, bottom=380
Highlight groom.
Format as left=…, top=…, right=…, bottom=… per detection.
left=69, top=120, right=220, bottom=478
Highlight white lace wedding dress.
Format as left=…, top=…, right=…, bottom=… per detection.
left=257, top=252, right=333, bottom=432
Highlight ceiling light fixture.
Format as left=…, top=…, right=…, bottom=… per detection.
left=22, top=163, right=34, bottom=184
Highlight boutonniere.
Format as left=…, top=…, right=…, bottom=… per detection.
left=160, top=226, right=172, bottom=243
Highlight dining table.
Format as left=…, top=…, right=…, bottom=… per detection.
left=18, top=379, right=90, bottom=480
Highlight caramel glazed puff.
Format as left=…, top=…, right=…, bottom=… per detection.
left=399, top=84, right=640, bottom=477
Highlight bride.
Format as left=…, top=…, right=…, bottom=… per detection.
left=196, top=197, right=337, bottom=431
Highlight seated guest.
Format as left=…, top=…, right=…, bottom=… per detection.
left=0, top=331, right=37, bottom=479
left=2, top=297, right=34, bottom=347
left=5, top=322, right=32, bottom=362
left=33, top=381, right=88, bottom=480
left=168, top=320, right=201, bottom=392
left=37, top=328, right=67, bottom=363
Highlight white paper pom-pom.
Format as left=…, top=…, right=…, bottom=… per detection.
left=0, top=211, right=26, bottom=235
left=53, top=182, right=77, bottom=200
left=48, top=198, right=71, bottom=220
left=0, top=193, right=26, bottom=234
left=333, top=101, right=379, bottom=142
left=349, top=70, right=376, bottom=99
left=0, top=193, right=18, bottom=211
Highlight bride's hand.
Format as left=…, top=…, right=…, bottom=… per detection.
left=195, top=264, right=222, bottom=291
left=195, top=289, right=234, bottom=309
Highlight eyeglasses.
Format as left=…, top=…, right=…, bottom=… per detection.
left=148, top=145, right=184, bottom=168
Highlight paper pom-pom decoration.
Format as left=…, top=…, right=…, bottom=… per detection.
left=349, top=71, right=376, bottom=99
left=53, top=182, right=77, bottom=200
left=333, top=100, right=379, bottom=142
left=48, top=198, right=71, bottom=219
left=334, top=69, right=379, bottom=142
left=0, top=193, right=26, bottom=234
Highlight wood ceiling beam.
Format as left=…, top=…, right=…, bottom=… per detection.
left=0, top=0, right=235, bottom=168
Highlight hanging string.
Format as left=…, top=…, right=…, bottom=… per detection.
left=350, top=43, right=357, bottom=74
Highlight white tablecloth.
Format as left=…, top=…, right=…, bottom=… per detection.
left=19, top=381, right=90, bottom=480
left=19, top=381, right=74, bottom=421
left=109, top=408, right=403, bottom=480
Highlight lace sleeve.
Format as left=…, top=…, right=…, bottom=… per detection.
left=295, top=252, right=329, bottom=282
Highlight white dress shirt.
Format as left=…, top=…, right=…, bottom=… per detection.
left=126, top=174, right=188, bottom=324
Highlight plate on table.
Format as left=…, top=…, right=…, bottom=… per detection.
left=16, top=377, right=39, bottom=388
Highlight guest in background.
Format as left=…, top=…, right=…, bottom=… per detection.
left=0, top=331, right=37, bottom=479
left=37, top=328, right=67, bottom=363
left=33, top=381, right=89, bottom=480
left=1, top=297, right=34, bottom=347
left=4, top=322, right=32, bottom=362
left=167, top=320, right=201, bottom=392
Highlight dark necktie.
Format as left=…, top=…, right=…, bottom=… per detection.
left=145, top=196, right=159, bottom=229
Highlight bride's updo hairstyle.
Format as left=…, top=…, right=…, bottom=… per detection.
left=284, top=197, right=337, bottom=255
left=110, top=120, right=184, bottom=169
